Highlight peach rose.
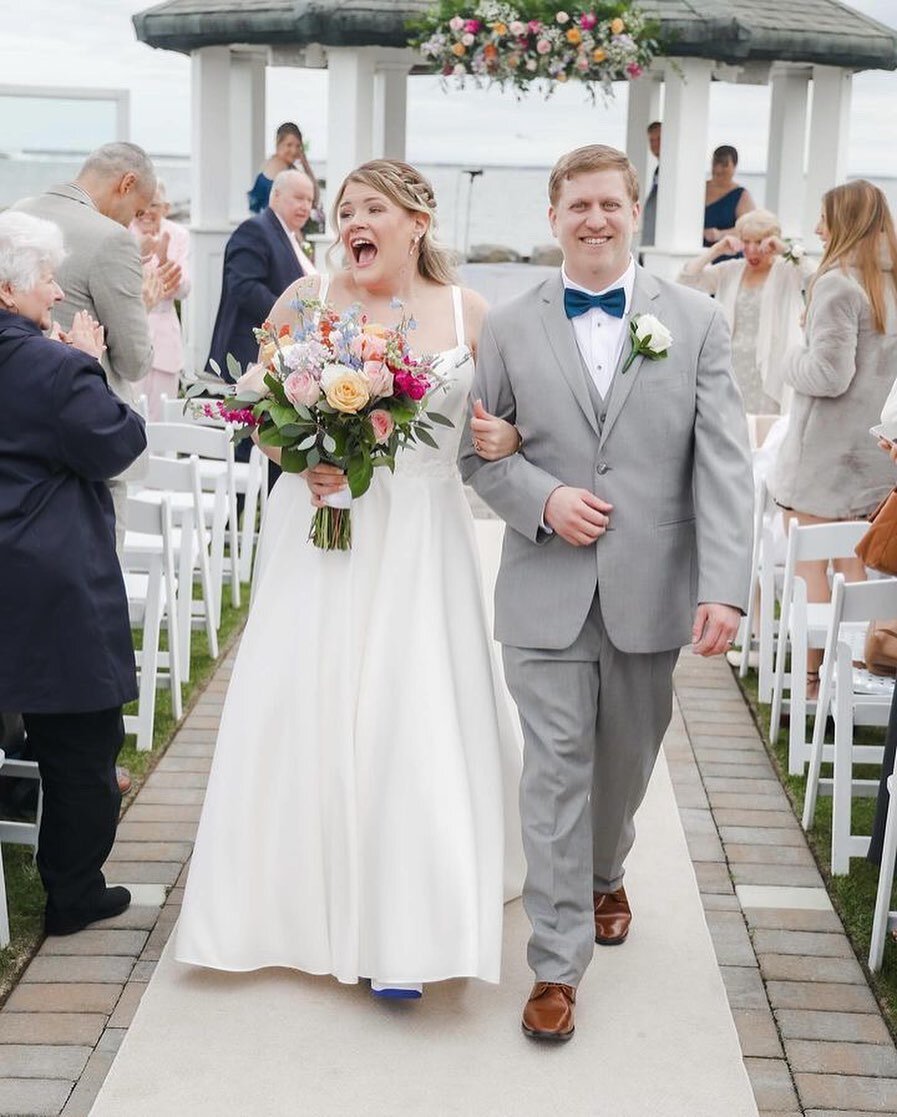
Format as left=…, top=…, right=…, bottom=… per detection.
left=321, top=363, right=370, bottom=413
left=610, top=16, right=625, bottom=33
left=369, top=409, right=395, bottom=444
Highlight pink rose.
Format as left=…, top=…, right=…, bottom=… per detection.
left=364, top=360, right=394, bottom=398
left=369, top=409, right=395, bottom=444
left=536, top=38, right=552, bottom=54
left=463, top=19, right=481, bottom=32
left=528, top=20, right=542, bottom=32
left=579, top=12, right=597, bottom=29
left=394, top=371, right=429, bottom=401
left=284, top=370, right=321, bottom=408
left=449, top=14, right=464, bottom=31
left=626, top=62, right=643, bottom=78
left=509, top=19, right=526, bottom=34
left=462, top=32, right=475, bottom=46
left=362, top=333, right=388, bottom=361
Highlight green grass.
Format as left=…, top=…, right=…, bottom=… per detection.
left=737, top=666, right=897, bottom=1034
left=0, top=593, right=250, bottom=1001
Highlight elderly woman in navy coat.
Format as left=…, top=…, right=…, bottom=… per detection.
left=0, top=212, right=147, bottom=935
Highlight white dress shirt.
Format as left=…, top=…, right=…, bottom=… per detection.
left=274, top=212, right=318, bottom=276
left=562, top=258, right=635, bottom=399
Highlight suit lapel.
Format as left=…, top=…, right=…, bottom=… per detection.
left=540, top=275, right=601, bottom=438
left=599, top=266, right=661, bottom=449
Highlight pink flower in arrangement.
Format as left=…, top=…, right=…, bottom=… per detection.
left=526, top=57, right=538, bottom=71
left=364, top=360, right=395, bottom=398
left=449, top=15, right=464, bottom=31
left=509, top=19, right=526, bottom=34
left=393, top=371, right=429, bottom=401
left=627, top=62, right=643, bottom=77
left=528, top=19, right=542, bottom=32
left=369, top=409, right=395, bottom=444
left=284, top=370, right=322, bottom=408
left=579, top=12, right=597, bottom=29
left=462, top=32, right=475, bottom=45
left=576, top=55, right=590, bottom=71
left=555, top=10, right=570, bottom=23
left=463, top=19, right=481, bottom=32
left=536, top=38, right=552, bottom=54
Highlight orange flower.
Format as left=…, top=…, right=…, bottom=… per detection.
left=451, top=41, right=466, bottom=56
left=557, top=71, right=568, bottom=82
left=565, top=27, right=582, bottom=44
left=610, top=17, right=625, bottom=34
left=492, top=21, right=507, bottom=34
left=484, top=43, right=499, bottom=60
left=592, top=47, right=606, bottom=62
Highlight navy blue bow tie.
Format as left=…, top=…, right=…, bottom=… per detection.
left=564, top=286, right=626, bottom=320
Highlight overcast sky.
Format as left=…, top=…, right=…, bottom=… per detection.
left=1, top=0, right=896, bottom=172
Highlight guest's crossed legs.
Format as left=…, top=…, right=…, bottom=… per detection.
left=503, top=593, right=679, bottom=987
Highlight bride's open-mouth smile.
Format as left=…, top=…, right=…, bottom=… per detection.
left=350, top=237, right=378, bottom=267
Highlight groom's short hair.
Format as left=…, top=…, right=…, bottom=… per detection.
left=549, top=146, right=640, bottom=206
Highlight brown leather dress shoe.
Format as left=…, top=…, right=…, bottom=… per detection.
left=521, top=981, right=576, bottom=1041
left=594, top=886, right=631, bottom=945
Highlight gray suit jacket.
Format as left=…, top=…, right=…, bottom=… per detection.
left=14, top=184, right=153, bottom=406
left=460, top=267, right=754, bottom=654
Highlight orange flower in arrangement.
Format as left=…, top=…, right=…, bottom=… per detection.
left=492, top=21, right=507, bottom=34
left=484, top=43, right=499, bottom=62
left=557, top=71, right=568, bottom=82
left=610, top=17, right=625, bottom=34
left=451, top=41, right=467, bottom=56
left=565, top=27, right=582, bottom=44
left=592, top=47, right=606, bottom=62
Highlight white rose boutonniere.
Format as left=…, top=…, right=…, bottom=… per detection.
left=782, top=240, right=806, bottom=265
left=621, top=313, right=673, bottom=374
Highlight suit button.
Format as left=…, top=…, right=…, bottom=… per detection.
left=596, top=462, right=610, bottom=475
left=599, top=412, right=607, bottom=423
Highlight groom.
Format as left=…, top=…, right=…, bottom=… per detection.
left=460, top=145, right=753, bottom=1041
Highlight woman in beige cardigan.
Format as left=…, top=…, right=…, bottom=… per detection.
left=679, top=208, right=812, bottom=414
left=771, top=180, right=897, bottom=694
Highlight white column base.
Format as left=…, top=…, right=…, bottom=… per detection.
left=185, top=227, right=232, bottom=377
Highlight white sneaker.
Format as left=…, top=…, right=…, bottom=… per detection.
left=726, top=648, right=759, bottom=669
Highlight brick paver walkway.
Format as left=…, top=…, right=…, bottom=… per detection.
left=1, top=648, right=896, bottom=1115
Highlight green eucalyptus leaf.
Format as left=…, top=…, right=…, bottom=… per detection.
left=416, top=427, right=439, bottom=449
left=280, top=447, right=306, bottom=473
left=208, top=358, right=223, bottom=379
left=307, top=447, right=321, bottom=468
left=322, top=433, right=337, bottom=454
left=225, top=353, right=242, bottom=381
left=297, top=433, right=318, bottom=451
left=426, top=411, right=454, bottom=427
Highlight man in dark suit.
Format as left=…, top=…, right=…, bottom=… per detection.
left=207, top=169, right=315, bottom=380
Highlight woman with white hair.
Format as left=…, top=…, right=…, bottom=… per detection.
left=0, top=210, right=146, bottom=935
left=679, top=208, right=813, bottom=414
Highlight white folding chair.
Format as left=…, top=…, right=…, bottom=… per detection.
left=160, top=394, right=267, bottom=583
left=0, top=750, right=43, bottom=860
left=870, top=773, right=897, bottom=972
left=130, top=454, right=219, bottom=676
left=146, top=422, right=240, bottom=627
left=736, top=476, right=767, bottom=679
left=770, top=519, right=869, bottom=774
left=802, top=574, right=896, bottom=873
left=122, top=495, right=183, bottom=751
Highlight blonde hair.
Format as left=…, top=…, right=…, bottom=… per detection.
left=735, top=208, right=780, bottom=241
left=810, top=180, right=897, bottom=334
left=549, top=145, right=640, bottom=206
left=329, top=160, right=457, bottom=285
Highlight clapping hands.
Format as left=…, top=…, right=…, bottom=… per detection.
left=142, top=256, right=182, bottom=310
left=50, top=310, right=105, bottom=360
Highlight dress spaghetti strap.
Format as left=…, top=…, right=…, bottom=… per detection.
left=451, top=286, right=465, bottom=348
left=317, top=273, right=331, bottom=304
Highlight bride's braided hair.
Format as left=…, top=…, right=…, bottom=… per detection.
left=330, top=160, right=458, bottom=285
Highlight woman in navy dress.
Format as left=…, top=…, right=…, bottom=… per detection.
left=703, top=145, right=757, bottom=261
left=248, top=122, right=320, bottom=216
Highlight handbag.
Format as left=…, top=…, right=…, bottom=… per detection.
left=855, top=487, right=897, bottom=575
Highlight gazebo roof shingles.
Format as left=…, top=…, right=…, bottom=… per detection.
left=133, top=0, right=897, bottom=70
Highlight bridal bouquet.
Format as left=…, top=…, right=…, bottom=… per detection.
left=192, top=301, right=451, bottom=550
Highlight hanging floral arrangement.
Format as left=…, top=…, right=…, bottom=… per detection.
left=409, top=0, right=659, bottom=100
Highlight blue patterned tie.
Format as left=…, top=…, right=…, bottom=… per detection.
left=563, top=286, right=626, bottom=320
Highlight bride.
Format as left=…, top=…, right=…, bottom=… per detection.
left=175, top=160, right=525, bottom=997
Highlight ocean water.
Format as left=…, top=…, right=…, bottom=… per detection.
left=2, top=154, right=896, bottom=258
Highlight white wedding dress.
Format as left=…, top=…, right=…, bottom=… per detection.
left=176, top=284, right=525, bottom=985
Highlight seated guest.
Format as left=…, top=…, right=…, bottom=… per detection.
left=770, top=180, right=897, bottom=696
left=0, top=212, right=147, bottom=934
left=248, top=122, right=319, bottom=216
left=208, top=169, right=316, bottom=382
left=129, top=180, right=191, bottom=420
left=703, top=145, right=756, bottom=259
left=679, top=209, right=812, bottom=414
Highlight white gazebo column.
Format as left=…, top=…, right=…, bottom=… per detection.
left=324, top=47, right=377, bottom=216
left=803, top=64, right=852, bottom=247
left=189, top=46, right=233, bottom=375
left=373, top=56, right=412, bottom=160
left=228, top=51, right=267, bottom=221
left=646, top=58, right=713, bottom=279
left=765, top=66, right=810, bottom=238
left=625, top=73, right=662, bottom=200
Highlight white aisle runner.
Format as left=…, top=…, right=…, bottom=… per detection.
left=90, top=751, right=756, bottom=1117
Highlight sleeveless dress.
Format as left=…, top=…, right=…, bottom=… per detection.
left=704, top=186, right=746, bottom=260
left=247, top=173, right=273, bottom=214
left=175, top=283, right=525, bottom=985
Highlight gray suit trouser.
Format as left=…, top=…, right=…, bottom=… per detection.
left=502, top=592, right=679, bottom=986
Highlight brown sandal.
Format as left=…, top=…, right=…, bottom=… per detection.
left=806, top=671, right=820, bottom=701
